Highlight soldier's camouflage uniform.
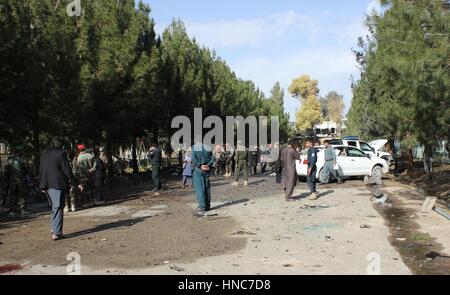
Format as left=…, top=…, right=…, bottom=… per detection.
left=70, top=152, right=94, bottom=209
left=4, top=155, right=28, bottom=213
left=67, top=157, right=78, bottom=210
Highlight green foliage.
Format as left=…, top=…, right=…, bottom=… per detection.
left=0, top=0, right=291, bottom=159
left=288, top=75, right=319, bottom=101
left=320, top=91, right=345, bottom=124
left=289, top=75, right=322, bottom=131
left=296, top=95, right=322, bottom=131
left=348, top=0, right=449, bottom=145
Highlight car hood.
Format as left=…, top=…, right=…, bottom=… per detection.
left=369, top=139, right=388, bottom=151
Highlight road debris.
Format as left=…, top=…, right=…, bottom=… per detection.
left=433, top=207, right=450, bottom=221
left=232, top=230, right=256, bottom=236
left=360, top=224, right=372, bottom=229
left=372, top=190, right=388, bottom=205
left=421, top=197, right=438, bottom=214
left=169, top=264, right=185, bottom=272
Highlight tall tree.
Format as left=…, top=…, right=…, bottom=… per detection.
left=348, top=0, right=449, bottom=174
left=289, top=75, right=322, bottom=131
left=288, top=75, right=319, bottom=101
left=325, top=91, right=345, bottom=127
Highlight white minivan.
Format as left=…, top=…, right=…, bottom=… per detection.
left=296, top=145, right=390, bottom=183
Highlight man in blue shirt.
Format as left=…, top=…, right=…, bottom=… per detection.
left=192, top=142, right=215, bottom=216
left=305, top=139, right=319, bottom=200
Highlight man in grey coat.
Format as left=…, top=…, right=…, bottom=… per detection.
left=281, top=141, right=300, bottom=202
left=322, top=140, right=342, bottom=184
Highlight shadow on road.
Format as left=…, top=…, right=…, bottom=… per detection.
left=211, top=199, right=250, bottom=210
left=318, top=190, right=335, bottom=198
left=248, top=180, right=265, bottom=186
left=64, top=217, right=149, bottom=239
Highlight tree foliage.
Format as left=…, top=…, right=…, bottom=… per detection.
left=289, top=75, right=322, bottom=131
left=0, top=0, right=292, bottom=170
left=348, top=0, right=449, bottom=148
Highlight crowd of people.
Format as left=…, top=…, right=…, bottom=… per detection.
left=1, top=140, right=106, bottom=228
left=1, top=136, right=345, bottom=240
left=181, top=138, right=343, bottom=216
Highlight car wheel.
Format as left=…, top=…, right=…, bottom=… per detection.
left=318, top=168, right=330, bottom=184
left=371, top=166, right=383, bottom=183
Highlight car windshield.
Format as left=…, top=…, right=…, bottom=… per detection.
left=347, top=147, right=366, bottom=158
left=329, top=140, right=343, bottom=145
left=360, top=142, right=373, bottom=152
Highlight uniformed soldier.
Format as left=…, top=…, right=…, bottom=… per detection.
left=323, top=140, right=342, bottom=184
left=192, top=142, right=215, bottom=216
left=67, top=151, right=78, bottom=212
left=232, top=142, right=249, bottom=187
left=224, top=143, right=235, bottom=177
left=4, top=145, right=30, bottom=217
left=148, top=143, right=162, bottom=192
left=72, top=144, right=94, bottom=209
left=305, top=139, right=319, bottom=200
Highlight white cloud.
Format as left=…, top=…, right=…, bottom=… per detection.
left=184, top=11, right=320, bottom=48
left=177, top=10, right=370, bottom=120
left=366, top=0, right=382, bottom=16
left=231, top=49, right=359, bottom=120
left=184, top=10, right=368, bottom=49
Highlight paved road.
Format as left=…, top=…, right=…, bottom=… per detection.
left=1, top=174, right=414, bottom=275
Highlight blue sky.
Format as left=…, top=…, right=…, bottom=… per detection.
left=144, top=0, right=382, bottom=121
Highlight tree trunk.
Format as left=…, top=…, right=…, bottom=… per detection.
left=131, top=137, right=138, bottom=174
left=106, top=134, right=114, bottom=177
left=152, top=128, right=159, bottom=144
left=423, top=144, right=433, bottom=183
left=32, top=128, right=40, bottom=175
left=407, top=147, right=415, bottom=172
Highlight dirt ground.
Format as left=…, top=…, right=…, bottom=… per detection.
left=0, top=171, right=449, bottom=275
left=395, top=163, right=450, bottom=202
left=0, top=181, right=245, bottom=270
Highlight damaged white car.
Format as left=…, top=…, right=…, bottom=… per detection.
left=296, top=145, right=390, bottom=184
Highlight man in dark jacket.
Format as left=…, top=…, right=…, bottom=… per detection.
left=148, top=143, right=162, bottom=192
left=39, top=137, right=81, bottom=240
left=90, top=149, right=106, bottom=203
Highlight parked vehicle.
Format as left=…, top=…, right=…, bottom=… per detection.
left=328, top=137, right=393, bottom=165
left=296, top=145, right=390, bottom=184
left=369, top=139, right=394, bottom=164
left=328, top=138, right=376, bottom=157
